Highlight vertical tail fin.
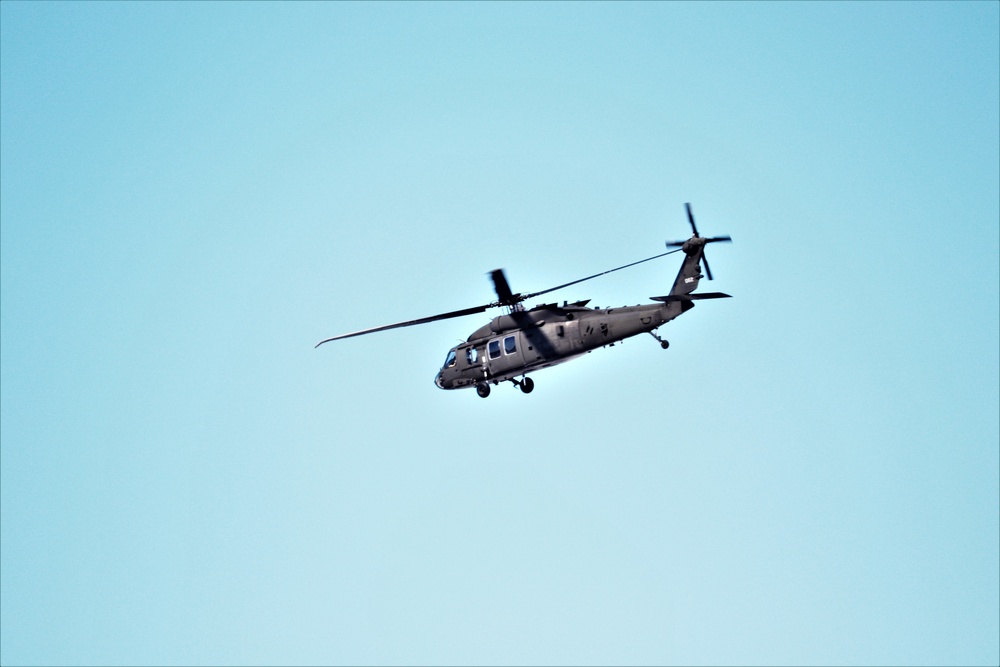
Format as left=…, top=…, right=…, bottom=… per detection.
left=669, top=239, right=708, bottom=296
left=665, top=204, right=731, bottom=296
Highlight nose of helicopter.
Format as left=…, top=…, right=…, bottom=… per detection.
left=434, top=372, right=444, bottom=389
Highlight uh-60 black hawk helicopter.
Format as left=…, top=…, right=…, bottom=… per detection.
left=316, top=203, right=732, bottom=398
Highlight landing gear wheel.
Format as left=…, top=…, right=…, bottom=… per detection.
left=520, top=377, right=534, bottom=394
left=660, top=340, right=670, bottom=349
left=476, top=383, right=491, bottom=398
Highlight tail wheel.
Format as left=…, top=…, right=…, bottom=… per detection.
left=476, top=383, right=491, bottom=398
left=520, top=377, right=534, bottom=394
left=660, top=340, right=669, bottom=349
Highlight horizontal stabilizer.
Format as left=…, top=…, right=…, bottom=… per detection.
left=651, top=292, right=732, bottom=303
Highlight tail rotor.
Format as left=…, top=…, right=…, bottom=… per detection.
left=665, top=203, right=731, bottom=280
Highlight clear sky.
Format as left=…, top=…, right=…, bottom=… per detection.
left=1, top=2, right=998, bottom=665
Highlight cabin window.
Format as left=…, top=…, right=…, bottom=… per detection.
left=488, top=339, right=501, bottom=359
left=504, top=335, right=517, bottom=354
left=444, top=349, right=457, bottom=368
left=466, top=347, right=479, bottom=365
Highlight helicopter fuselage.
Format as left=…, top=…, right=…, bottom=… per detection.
left=434, top=298, right=692, bottom=391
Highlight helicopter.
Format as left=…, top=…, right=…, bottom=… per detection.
left=316, top=203, right=732, bottom=397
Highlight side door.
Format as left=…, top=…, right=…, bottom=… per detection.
left=466, top=343, right=488, bottom=381
left=486, top=332, right=524, bottom=377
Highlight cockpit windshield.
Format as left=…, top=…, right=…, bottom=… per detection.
left=443, top=349, right=457, bottom=368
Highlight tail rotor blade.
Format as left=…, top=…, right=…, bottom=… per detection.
left=702, top=254, right=714, bottom=281
left=668, top=236, right=730, bottom=248
left=685, top=202, right=700, bottom=237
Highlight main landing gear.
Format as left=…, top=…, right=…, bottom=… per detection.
left=512, top=376, right=534, bottom=394
left=649, top=331, right=670, bottom=349
left=475, top=377, right=534, bottom=398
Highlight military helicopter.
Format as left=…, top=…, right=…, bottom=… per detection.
left=316, top=203, right=732, bottom=397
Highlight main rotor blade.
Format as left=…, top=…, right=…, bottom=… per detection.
left=490, top=269, right=517, bottom=305
left=685, top=202, right=700, bottom=237
left=522, top=248, right=684, bottom=301
left=315, top=303, right=490, bottom=347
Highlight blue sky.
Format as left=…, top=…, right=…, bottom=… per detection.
left=1, top=2, right=997, bottom=665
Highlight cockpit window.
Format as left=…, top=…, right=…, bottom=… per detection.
left=466, top=347, right=479, bottom=365
left=504, top=335, right=517, bottom=354
left=488, top=339, right=501, bottom=359
left=444, top=349, right=457, bottom=368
